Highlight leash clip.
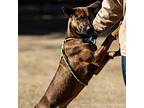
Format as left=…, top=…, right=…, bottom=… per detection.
left=87, top=34, right=97, bottom=44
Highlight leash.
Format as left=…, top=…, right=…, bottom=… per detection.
left=61, top=39, right=88, bottom=86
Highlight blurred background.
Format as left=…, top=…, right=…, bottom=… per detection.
left=19, top=0, right=97, bottom=34
left=18, top=0, right=125, bottom=108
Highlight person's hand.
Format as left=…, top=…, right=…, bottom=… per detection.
left=111, top=26, right=120, bottom=39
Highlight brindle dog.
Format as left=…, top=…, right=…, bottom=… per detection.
left=34, top=1, right=120, bottom=108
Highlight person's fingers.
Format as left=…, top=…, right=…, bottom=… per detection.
left=108, top=50, right=121, bottom=58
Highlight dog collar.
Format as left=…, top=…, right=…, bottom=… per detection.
left=87, top=35, right=97, bottom=44
left=65, top=35, right=97, bottom=45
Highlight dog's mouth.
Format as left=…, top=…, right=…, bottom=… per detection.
left=72, top=26, right=94, bottom=37
left=78, top=28, right=95, bottom=39
left=86, top=26, right=94, bottom=36
left=70, top=22, right=97, bottom=40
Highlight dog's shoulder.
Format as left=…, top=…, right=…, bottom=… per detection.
left=64, top=39, right=97, bottom=62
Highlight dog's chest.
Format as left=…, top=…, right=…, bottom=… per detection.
left=64, top=40, right=96, bottom=63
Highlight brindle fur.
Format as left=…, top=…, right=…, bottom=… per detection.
left=34, top=1, right=120, bottom=108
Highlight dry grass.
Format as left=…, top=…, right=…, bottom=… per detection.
left=18, top=33, right=125, bottom=108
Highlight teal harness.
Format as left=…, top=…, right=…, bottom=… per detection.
left=61, top=35, right=96, bottom=86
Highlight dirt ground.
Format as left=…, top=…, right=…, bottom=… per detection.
left=18, top=33, right=125, bottom=108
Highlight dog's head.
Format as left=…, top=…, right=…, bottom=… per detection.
left=63, top=1, right=101, bottom=38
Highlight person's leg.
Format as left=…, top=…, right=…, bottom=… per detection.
left=121, top=56, right=126, bottom=85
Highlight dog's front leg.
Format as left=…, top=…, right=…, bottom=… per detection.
left=93, top=34, right=116, bottom=64
left=94, top=25, right=119, bottom=62
left=92, top=29, right=119, bottom=74
left=93, top=50, right=120, bottom=74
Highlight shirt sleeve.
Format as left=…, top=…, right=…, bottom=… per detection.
left=92, top=0, right=123, bottom=36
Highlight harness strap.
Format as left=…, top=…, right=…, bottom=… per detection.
left=61, top=40, right=88, bottom=86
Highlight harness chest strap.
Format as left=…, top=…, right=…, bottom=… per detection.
left=61, top=40, right=88, bottom=86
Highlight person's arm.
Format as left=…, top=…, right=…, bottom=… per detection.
left=93, top=0, right=123, bottom=36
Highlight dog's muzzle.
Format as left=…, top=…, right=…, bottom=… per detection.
left=86, top=26, right=97, bottom=44
left=86, top=26, right=94, bottom=37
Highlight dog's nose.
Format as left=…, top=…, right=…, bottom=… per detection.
left=86, top=26, right=94, bottom=35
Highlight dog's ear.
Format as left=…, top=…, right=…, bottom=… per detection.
left=87, top=1, right=102, bottom=15
left=62, top=7, right=74, bottom=17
